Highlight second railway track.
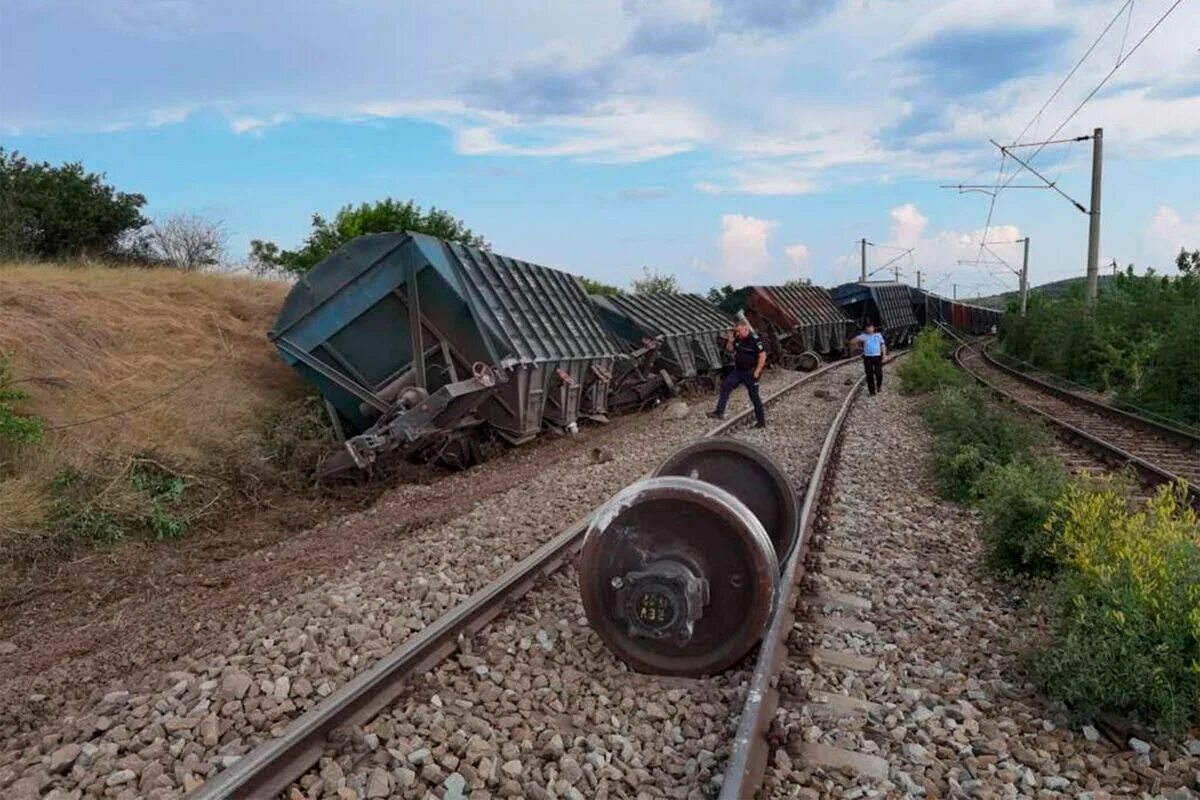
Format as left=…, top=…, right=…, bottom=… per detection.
left=955, top=340, right=1199, bottom=505
left=190, top=354, right=885, bottom=800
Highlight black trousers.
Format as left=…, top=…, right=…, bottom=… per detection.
left=862, top=355, right=883, bottom=394
left=716, top=369, right=765, bottom=425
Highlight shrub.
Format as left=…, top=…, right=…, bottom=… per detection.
left=1031, top=481, right=1200, bottom=731
left=1000, top=269, right=1200, bottom=427
left=0, top=352, right=44, bottom=450
left=932, top=442, right=989, bottom=502
left=898, top=328, right=962, bottom=394
left=976, top=456, right=1068, bottom=573
left=921, top=385, right=1049, bottom=503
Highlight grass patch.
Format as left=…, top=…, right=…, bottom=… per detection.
left=897, top=328, right=962, bottom=394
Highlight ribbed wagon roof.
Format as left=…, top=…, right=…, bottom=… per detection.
left=443, top=239, right=622, bottom=362
left=599, top=292, right=733, bottom=336
left=762, top=284, right=853, bottom=327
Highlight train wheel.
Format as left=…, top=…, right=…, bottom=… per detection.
left=579, top=476, right=778, bottom=676
left=654, top=438, right=800, bottom=568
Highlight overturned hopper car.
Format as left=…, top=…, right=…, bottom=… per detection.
left=719, top=284, right=855, bottom=370
left=591, top=292, right=734, bottom=392
left=831, top=281, right=918, bottom=347
left=270, top=232, right=650, bottom=473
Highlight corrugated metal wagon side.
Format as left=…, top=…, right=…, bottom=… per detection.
left=831, top=281, right=918, bottom=347
left=722, top=285, right=854, bottom=370
left=269, top=232, right=625, bottom=473
left=592, top=292, right=734, bottom=382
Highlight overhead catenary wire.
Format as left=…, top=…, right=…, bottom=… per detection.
left=999, top=0, right=1185, bottom=193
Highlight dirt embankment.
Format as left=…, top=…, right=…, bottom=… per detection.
left=0, top=263, right=310, bottom=597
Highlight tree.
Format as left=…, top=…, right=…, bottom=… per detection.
left=250, top=198, right=488, bottom=275
left=784, top=277, right=813, bottom=287
left=1176, top=248, right=1199, bottom=277
left=706, top=284, right=738, bottom=308
left=630, top=267, right=679, bottom=294
left=0, top=148, right=147, bottom=260
left=581, top=277, right=621, bottom=296
left=139, top=214, right=228, bottom=270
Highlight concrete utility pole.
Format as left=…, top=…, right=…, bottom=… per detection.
left=953, top=283, right=957, bottom=301
left=893, top=264, right=900, bottom=281
left=1085, top=127, right=1103, bottom=304
left=860, top=238, right=867, bottom=283
left=1019, top=237, right=1030, bottom=318
left=916, top=270, right=922, bottom=290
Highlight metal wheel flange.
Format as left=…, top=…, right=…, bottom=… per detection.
left=654, top=438, right=800, bottom=568
left=579, top=476, right=778, bottom=676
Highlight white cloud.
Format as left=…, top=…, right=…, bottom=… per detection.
left=889, top=203, right=929, bottom=248
left=708, top=214, right=778, bottom=283
left=229, top=113, right=290, bottom=135
left=784, top=243, right=811, bottom=280
left=872, top=204, right=1023, bottom=293
left=1145, top=205, right=1200, bottom=267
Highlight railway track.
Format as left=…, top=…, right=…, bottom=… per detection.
left=191, top=355, right=885, bottom=800
left=955, top=340, right=1199, bottom=506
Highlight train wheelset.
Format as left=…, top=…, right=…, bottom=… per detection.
left=578, top=438, right=799, bottom=676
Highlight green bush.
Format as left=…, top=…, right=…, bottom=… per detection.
left=976, top=456, right=1068, bottom=573
left=1001, top=270, right=1200, bottom=426
left=921, top=385, right=1048, bottom=503
left=932, top=442, right=988, bottom=502
left=1032, top=481, right=1200, bottom=731
left=0, top=352, right=44, bottom=450
left=897, top=328, right=962, bottom=395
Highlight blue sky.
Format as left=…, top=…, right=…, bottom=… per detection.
left=2, top=0, right=1198, bottom=294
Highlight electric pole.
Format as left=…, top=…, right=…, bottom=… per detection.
left=916, top=270, right=922, bottom=290
left=1085, top=127, right=1103, bottom=304
left=860, top=238, right=867, bottom=283
left=1019, top=237, right=1030, bottom=318
left=953, top=283, right=957, bottom=301
left=893, top=264, right=900, bottom=281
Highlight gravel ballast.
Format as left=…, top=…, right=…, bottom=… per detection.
left=285, top=365, right=866, bottom=800
left=763, top=368, right=1200, bottom=799
left=0, top=366, right=846, bottom=799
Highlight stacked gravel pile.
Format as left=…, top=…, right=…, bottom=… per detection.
left=0, top=367, right=837, bottom=800
left=764, top=375, right=1200, bottom=799
left=284, top=367, right=864, bottom=800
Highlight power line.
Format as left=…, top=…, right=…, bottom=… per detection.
left=1000, top=0, right=1185, bottom=193
left=993, top=139, right=1090, bottom=213
left=1009, top=0, right=1135, bottom=148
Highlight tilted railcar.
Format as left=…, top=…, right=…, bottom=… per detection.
left=831, top=281, right=918, bottom=347
left=270, top=232, right=659, bottom=472
left=718, top=284, right=855, bottom=370
left=592, top=291, right=734, bottom=393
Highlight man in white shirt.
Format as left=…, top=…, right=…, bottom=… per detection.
left=850, top=322, right=887, bottom=395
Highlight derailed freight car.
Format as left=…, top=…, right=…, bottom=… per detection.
left=831, top=281, right=918, bottom=347
left=910, top=288, right=1002, bottom=336
left=719, top=284, right=855, bottom=370
left=270, top=232, right=658, bottom=473
left=591, top=292, right=734, bottom=396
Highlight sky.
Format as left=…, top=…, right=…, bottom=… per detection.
left=2, top=0, right=1198, bottom=296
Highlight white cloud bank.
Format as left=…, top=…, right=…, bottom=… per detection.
left=718, top=214, right=778, bottom=283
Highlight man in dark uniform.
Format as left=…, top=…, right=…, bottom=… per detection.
left=707, top=317, right=767, bottom=428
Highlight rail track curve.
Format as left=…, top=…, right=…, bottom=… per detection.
left=955, top=340, right=1199, bottom=507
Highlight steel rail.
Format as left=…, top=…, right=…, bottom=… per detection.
left=718, top=352, right=899, bottom=800
left=190, top=356, right=859, bottom=800
left=955, top=343, right=1199, bottom=508
left=980, top=342, right=1200, bottom=447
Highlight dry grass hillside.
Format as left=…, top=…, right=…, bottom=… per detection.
left=0, top=263, right=309, bottom=580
